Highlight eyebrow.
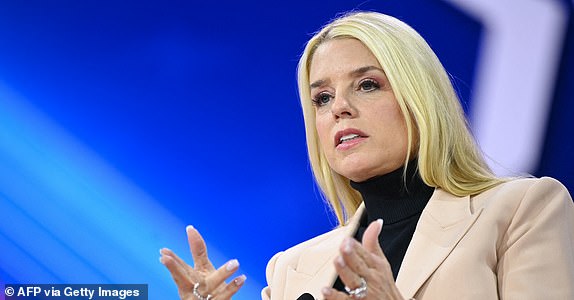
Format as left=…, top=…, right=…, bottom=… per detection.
left=351, top=65, right=384, bottom=77
left=309, top=65, right=385, bottom=89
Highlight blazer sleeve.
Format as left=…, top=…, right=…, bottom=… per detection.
left=497, top=177, right=574, bottom=299
left=261, top=251, right=283, bottom=300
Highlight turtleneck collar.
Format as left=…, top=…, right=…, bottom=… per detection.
left=350, top=160, right=434, bottom=225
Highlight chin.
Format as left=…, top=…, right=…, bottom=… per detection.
left=334, top=164, right=376, bottom=183
left=346, top=174, right=371, bottom=183
left=333, top=157, right=404, bottom=182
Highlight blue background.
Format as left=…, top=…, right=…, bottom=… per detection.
left=0, top=1, right=572, bottom=299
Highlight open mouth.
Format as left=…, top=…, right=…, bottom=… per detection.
left=335, top=129, right=368, bottom=147
left=338, top=133, right=362, bottom=145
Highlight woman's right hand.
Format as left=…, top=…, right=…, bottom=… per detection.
left=160, top=225, right=246, bottom=300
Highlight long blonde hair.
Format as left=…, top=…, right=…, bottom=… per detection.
left=298, top=11, right=505, bottom=225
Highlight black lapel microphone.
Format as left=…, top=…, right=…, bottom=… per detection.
left=297, top=293, right=315, bottom=300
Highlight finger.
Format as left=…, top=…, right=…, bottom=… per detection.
left=339, top=239, right=398, bottom=300
left=358, top=220, right=394, bottom=276
left=160, top=254, right=194, bottom=292
left=340, top=238, right=372, bottom=277
left=346, top=234, right=390, bottom=274
left=160, top=248, right=190, bottom=272
left=199, top=259, right=241, bottom=294
left=322, top=287, right=352, bottom=300
left=187, top=225, right=215, bottom=271
left=345, top=239, right=394, bottom=292
left=334, top=254, right=365, bottom=295
left=362, top=219, right=384, bottom=257
left=160, top=248, right=201, bottom=283
left=216, top=275, right=247, bottom=299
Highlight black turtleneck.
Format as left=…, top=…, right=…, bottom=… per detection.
left=333, top=161, right=434, bottom=291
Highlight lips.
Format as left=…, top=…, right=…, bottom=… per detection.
left=334, top=128, right=368, bottom=147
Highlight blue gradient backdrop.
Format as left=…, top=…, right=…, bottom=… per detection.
left=0, top=1, right=572, bottom=299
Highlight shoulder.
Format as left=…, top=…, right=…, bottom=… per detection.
left=466, top=177, right=574, bottom=241
left=472, top=176, right=572, bottom=211
left=476, top=178, right=574, bottom=298
left=482, top=176, right=567, bottom=196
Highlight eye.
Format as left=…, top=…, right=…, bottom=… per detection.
left=312, top=92, right=333, bottom=107
left=358, top=79, right=380, bottom=92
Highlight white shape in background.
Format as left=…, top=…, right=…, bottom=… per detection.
left=443, top=0, right=568, bottom=175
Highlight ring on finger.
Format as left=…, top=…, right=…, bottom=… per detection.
left=344, top=277, right=367, bottom=299
left=193, top=282, right=213, bottom=300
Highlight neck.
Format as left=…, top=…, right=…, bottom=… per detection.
left=350, top=160, right=434, bottom=224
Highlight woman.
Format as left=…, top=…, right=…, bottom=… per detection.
left=160, top=11, right=574, bottom=299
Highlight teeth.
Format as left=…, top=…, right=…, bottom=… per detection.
left=340, top=133, right=360, bottom=143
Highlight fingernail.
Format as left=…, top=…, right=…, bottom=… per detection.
left=226, top=259, right=239, bottom=271
left=159, top=256, right=165, bottom=265
left=344, top=238, right=353, bottom=254
left=186, top=225, right=194, bottom=231
left=336, top=256, right=346, bottom=268
left=376, top=219, right=384, bottom=235
left=322, top=287, right=332, bottom=296
left=234, top=275, right=246, bottom=286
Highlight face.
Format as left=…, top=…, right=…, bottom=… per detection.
left=309, top=38, right=409, bottom=182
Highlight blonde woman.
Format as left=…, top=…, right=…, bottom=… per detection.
left=161, top=12, right=574, bottom=300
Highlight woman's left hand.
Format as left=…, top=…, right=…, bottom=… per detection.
left=322, top=219, right=405, bottom=300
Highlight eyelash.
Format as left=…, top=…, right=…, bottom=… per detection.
left=311, top=92, right=333, bottom=107
left=358, top=79, right=380, bottom=91
left=311, top=79, right=381, bottom=107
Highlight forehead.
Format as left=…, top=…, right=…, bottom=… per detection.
left=309, top=38, right=381, bottom=80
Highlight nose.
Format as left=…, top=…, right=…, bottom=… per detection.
left=330, top=93, right=357, bottom=119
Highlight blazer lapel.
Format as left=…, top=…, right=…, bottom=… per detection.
left=285, top=204, right=366, bottom=299
left=396, top=189, right=483, bottom=298
left=283, top=189, right=482, bottom=299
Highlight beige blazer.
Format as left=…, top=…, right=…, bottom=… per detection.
left=261, top=177, right=574, bottom=299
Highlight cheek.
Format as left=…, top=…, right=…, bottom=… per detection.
left=391, top=114, right=411, bottom=156
left=373, top=105, right=409, bottom=149
left=315, top=116, right=331, bottom=149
